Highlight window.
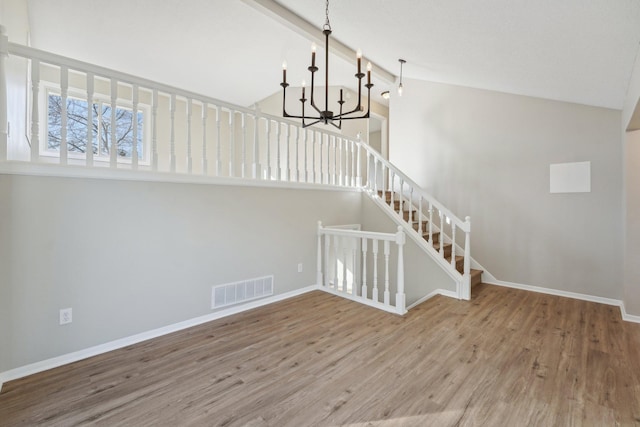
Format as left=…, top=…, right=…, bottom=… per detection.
left=44, top=86, right=148, bottom=163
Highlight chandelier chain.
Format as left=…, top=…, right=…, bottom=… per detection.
left=324, top=0, right=331, bottom=31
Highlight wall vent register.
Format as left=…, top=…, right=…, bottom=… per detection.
left=211, top=275, right=274, bottom=309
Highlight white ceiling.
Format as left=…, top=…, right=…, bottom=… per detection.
left=25, top=0, right=640, bottom=110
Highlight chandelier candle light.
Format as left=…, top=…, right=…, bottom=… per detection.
left=280, top=0, right=373, bottom=129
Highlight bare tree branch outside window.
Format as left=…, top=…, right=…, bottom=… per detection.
left=47, top=95, right=144, bottom=158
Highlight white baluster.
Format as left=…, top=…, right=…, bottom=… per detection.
left=324, top=233, right=330, bottom=288
left=131, top=84, right=139, bottom=170
left=372, top=239, right=379, bottom=303
left=303, top=127, right=308, bottom=182
left=410, top=187, right=414, bottom=223
left=428, top=202, right=434, bottom=244
left=399, top=178, right=404, bottom=217
left=317, top=221, right=324, bottom=287
left=202, top=102, right=208, bottom=175
left=169, top=92, right=176, bottom=172
left=384, top=240, right=390, bottom=306
left=451, top=224, right=457, bottom=268
left=60, top=66, right=68, bottom=165
left=439, top=211, right=444, bottom=255
left=418, top=195, right=423, bottom=235
left=311, top=130, right=316, bottom=183
left=110, top=79, right=118, bottom=168
left=373, top=157, right=378, bottom=193
left=266, top=119, right=271, bottom=179
left=333, top=234, right=339, bottom=289
left=186, top=98, right=192, bottom=174
left=216, top=107, right=221, bottom=176
left=320, top=134, right=325, bottom=184
left=356, top=139, right=362, bottom=187
left=351, top=140, right=356, bottom=186
left=241, top=112, right=246, bottom=178
left=286, top=124, right=291, bottom=181
left=352, top=239, right=357, bottom=296
left=365, top=150, right=370, bottom=190
left=361, top=238, right=368, bottom=299
left=337, top=137, right=342, bottom=185
left=390, top=171, right=395, bottom=208
left=295, top=125, right=300, bottom=182
left=0, top=26, right=7, bottom=161
left=342, top=236, right=348, bottom=293
left=276, top=122, right=282, bottom=180
left=151, top=89, right=158, bottom=171
left=85, top=73, right=94, bottom=166
left=229, top=110, right=235, bottom=177
left=463, top=216, right=472, bottom=301
left=332, top=135, right=337, bottom=185
left=395, top=227, right=406, bottom=314
left=30, top=59, right=40, bottom=161
left=253, top=108, right=260, bottom=179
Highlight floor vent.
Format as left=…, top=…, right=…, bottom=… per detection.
left=211, top=275, right=274, bottom=309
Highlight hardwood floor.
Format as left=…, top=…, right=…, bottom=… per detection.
left=1, top=284, right=640, bottom=426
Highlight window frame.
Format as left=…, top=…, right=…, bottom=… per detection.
left=40, top=80, right=151, bottom=166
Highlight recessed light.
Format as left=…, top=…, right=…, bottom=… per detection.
left=381, top=91, right=390, bottom=99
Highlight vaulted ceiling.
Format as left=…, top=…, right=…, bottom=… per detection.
left=24, top=0, right=640, bottom=112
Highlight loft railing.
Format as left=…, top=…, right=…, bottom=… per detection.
left=317, top=222, right=406, bottom=315
left=0, top=31, right=471, bottom=300
left=0, top=38, right=362, bottom=186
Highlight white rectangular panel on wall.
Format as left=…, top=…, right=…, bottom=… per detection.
left=550, top=161, right=591, bottom=193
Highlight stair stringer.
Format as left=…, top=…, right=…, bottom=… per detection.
left=364, top=190, right=466, bottom=299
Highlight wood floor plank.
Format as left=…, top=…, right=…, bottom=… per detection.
left=2, top=286, right=640, bottom=426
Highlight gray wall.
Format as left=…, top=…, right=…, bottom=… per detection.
left=0, top=174, right=362, bottom=372
left=390, top=78, right=623, bottom=299
left=625, top=130, right=640, bottom=315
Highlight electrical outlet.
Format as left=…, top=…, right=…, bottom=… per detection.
left=59, top=308, right=72, bottom=325
left=298, top=263, right=303, bottom=273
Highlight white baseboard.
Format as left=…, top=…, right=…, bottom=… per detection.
left=485, top=279, right=640, bottom=323
left=406, top=288, right=458, bottom=310
left=0, top=285, right=319, bottom=392
left=621, top=301, right=640, bottom=323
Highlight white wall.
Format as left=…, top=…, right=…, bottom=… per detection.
left=390, top=78, right=623, bottom=300
left=0, top=174, right=363, bottom=372
left=625, top=130, right=640, bottom=315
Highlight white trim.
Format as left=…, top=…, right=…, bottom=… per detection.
left=0, top=285, right=319, bottom=390
left=406, top=288, right=458, bottom=310
left=0, top=161, right=363, bottom=193
left=486, top=279, right=622, bottom=306
left=621, top=301, right=640, bottom=323
left=485, top=279, right=640, bottom=324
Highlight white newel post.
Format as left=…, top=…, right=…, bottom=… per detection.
left=361, top=237, right=368, bottom=298
left=317, top=221, right=323, bottom=287
left=0, top=26, right=7, bottom=161
left=395, top=226, right=406, bottom=314
left=462, top=216, right=472, bottom=301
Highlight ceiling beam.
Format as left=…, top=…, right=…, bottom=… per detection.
left=239, top=0, right=396, bottom=85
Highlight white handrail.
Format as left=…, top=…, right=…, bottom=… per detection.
left=317, top=221, right=406, bottom=315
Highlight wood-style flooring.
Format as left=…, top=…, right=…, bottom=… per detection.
left=1, top=284, right=640, bottom=426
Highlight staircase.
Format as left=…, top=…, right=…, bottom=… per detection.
left=377, top=190, right=483, bottom=289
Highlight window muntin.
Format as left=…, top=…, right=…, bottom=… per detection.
left=44, top=87, right=148, bottom=163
